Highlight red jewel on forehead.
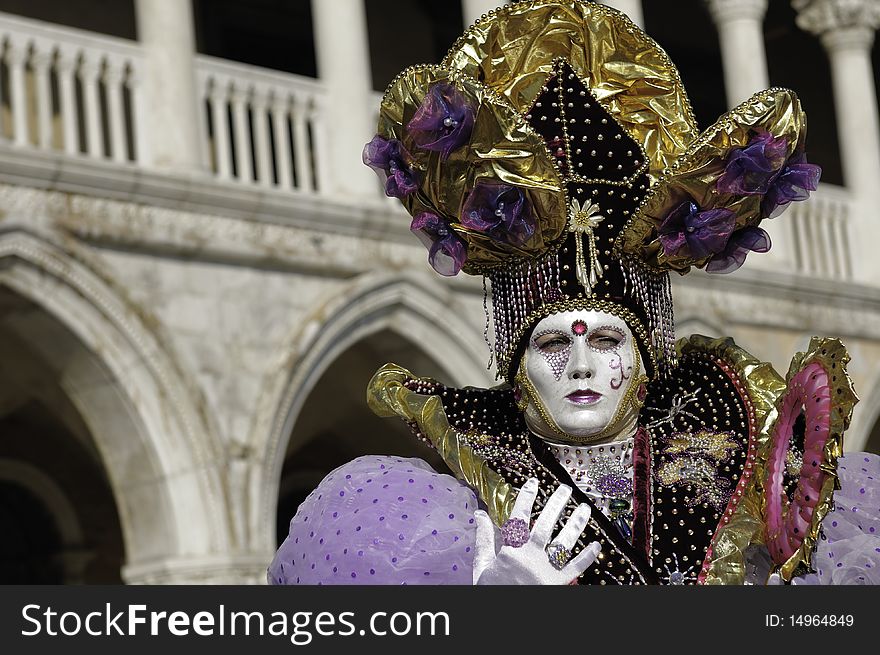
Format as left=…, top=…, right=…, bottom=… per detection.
left=571, top=320, right=588, bottom=336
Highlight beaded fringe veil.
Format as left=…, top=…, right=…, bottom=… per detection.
left=485, top=246, right=676, bottom=381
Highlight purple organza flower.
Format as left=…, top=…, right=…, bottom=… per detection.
left=717, top=130, right=789, bottom=195
left=717, top=130, right=821, bottom=217
left=460, top=180, right=535, bottom=246
left=706, top=226, right=770, bottom=274
left=410, top=211, right=467, bottom=276
left=658, top=200, right=736, bottom=260
left=761, top=152, right=822, bottom=217
left=406, top=82, right=475, bottom=160
left=362, top=135, right=419, bottom=198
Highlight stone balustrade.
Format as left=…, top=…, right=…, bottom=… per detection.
left=0, top=9, right=861, bottom=286
left=0, top=11, right=146, bottom=164
left=195, top=55, right=329, bottom=194
left=786, top=183, right=853, bottom=280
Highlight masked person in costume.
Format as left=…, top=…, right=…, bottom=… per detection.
left=269, top=0, right=879, bottom=585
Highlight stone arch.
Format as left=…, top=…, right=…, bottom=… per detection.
left=0, top=458, right=98, bottom=583
left=0, top=458, right=84, bottom=548
left=0, top=230, right=229, bottom=581
left=252, top=270, right=493, bottom=551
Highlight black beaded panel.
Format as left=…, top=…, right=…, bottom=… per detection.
left=526, top=61, right=648, bottom=189
left=402, top=376, right=659, bottom=585
left=641, top=349, right=752, bottom=584
left=526, top=60, right=651, bottom=281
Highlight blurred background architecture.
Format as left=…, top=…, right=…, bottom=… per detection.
left=0, top=0, right=879, bottom=584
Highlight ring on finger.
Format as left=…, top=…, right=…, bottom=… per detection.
left=501, top=517, right=529, bottom=548
left=546, top=542, right=571, bottom=570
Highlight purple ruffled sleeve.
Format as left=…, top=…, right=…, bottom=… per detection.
left=268, top=456, right=478, bottom=585
left=791, top=452, right=880, bottom=585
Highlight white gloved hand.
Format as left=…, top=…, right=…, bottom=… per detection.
left=472, top=477, right=602, bottom=585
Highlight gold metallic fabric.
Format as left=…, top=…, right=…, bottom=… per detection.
left=366, top=363, right=517, bottom=525
left=678, top=336, right=786, bottom=586
left=379, top=65, right=566, bottom=272
left=620, top=88, right=807, bottom=273
left=375, top=0, right=810, bottom=277
left=443, top=0, right=698, bottom=177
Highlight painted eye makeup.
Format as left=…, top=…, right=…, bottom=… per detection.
left=533, top=331, right=571, bottom=353
left=587, top=326, right=625, bottom=351
left=532, top=330, right=571, bottom=381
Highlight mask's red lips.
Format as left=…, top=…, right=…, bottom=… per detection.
left=565, top=390, right=602, bottom=405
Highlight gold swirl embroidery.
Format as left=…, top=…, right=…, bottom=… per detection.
left=662, top=429, right=739, bottom=463
left=657, top=456, right=731, bottom=511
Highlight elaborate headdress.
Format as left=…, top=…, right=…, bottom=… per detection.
left=364, top=0, right=820, bottom=382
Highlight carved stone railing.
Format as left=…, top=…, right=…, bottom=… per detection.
left=0, top=12, right=856, bottom=283
left=195, top=55, right=329, bottom=194
left=0, top=11, right=146, bottom=163
left=787, top=183, right=853, bottom=280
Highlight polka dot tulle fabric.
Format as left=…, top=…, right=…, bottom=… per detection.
left=792, top=452, right=880, bottom=585
left=269, top=456, right=477, bottom=585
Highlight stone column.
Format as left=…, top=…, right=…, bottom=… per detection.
left=31, top=51, right=53, bottom=150
left=251, top=89, right=272, bottom=187
left=56, top=50, right=79, bottom=156
left=208, top=81, right=232, bottom=180
left=271, top=95, right=294, bottom=189
left=230, top=83, right=253, bottom=182
left=104, top=63, right=129, bottom=163
left=310, top=0, right=376, bottom=197
left=134, top=0, right=204, bottom=172
left=462, top=0, right=508, bottom=26
left=5, top=42, right=29, bottom=147
left=794, top=0, right=880, bottom=284
left=79, top=55, right=103, bottom=158
left=707, top=0, right=797, bottom=272
left=602, top=0, right=645, bottom=28
left=706, top=0, right=769, bottom=108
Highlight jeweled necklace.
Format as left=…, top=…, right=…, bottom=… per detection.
left=549, top=437, right=635, bottom=541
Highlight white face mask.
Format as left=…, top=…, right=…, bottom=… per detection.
left=519, top=309, right=644, bottom=443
